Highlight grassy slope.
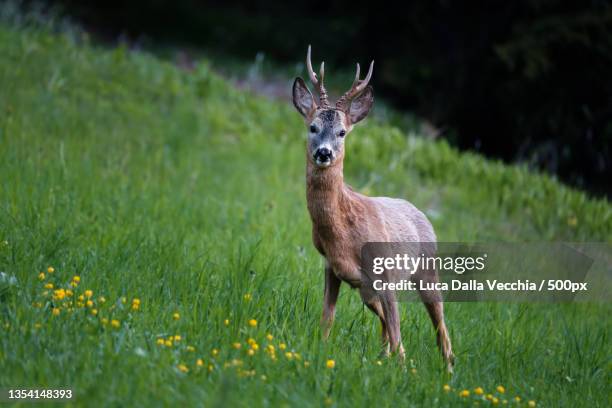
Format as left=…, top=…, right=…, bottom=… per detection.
left=0, top=19, right=611, bottom=407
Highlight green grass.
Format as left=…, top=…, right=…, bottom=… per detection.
left=1, top=13, right=611, bottom=408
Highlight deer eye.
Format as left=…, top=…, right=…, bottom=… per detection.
left=338, top=130, right=346, bottom=137
left=309, top=125, right=318, bottom=133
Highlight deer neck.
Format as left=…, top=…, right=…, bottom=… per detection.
left=306, top=160, right=352, bottom=233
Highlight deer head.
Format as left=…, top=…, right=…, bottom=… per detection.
left=293, top=46, right=374, bottom=168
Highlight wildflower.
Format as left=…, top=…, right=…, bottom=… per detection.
left=52, top=308, right=60, bottom=316
left=196, top=359, right=204, bottom=366
left=243, top=293, right=252, bottom=301
left=285, top=352, right=294, bottom=360
left=110, top=319, right=120, bottom=329
left=86, top=300, right=94, bottom=308
left=376, top=360, right=383, bottom=366
left=53, top=289, right=66, bottom=301
left=459, top=390, right=470, bottom=398
left=410, top=368, right=417, bottom=375
left=66, top=289, right=73, bottom=297
left=101, top=318, right=109, bottom=325
left=474, top=387, right=484, bottom=395
left=47, top=266, right=55, bottom=273
left=326, top=359, right=335, bottom=369
left=78, top=295, right=84, bottom=302
left=266, top=333, right=273, bottom=341
left=91, top=309, right=98, bottom=316
left=266, top=344, right=275, bottom=353
left=83, top=290, right=92, bottom=298
left=487, top=394, right=494, bottom=401
left=173, top=312, right=180, bottom=320
left=324, top=397, right=333, bottom=406
left=72, top=276, right=80, bottom=283
left=132, top=303, right=140, bottom=311
left=248, top=319, right=257, bottom=327
left=304, top=361, right=311, bottom=368
left=492, top=397, right=499, bottom=405
left=44, top=283, right=54, bottom=289
left=247, top=349, right=255, bottom=356
left=38, top=272, right=45, bottom=281
left=177, top=364, right=189, bottom=373
left=165, top=340, right=173, bottom=347
left=232, top=342, right=242, bottom=349
left=208, top=364, right=214, bottom=372
left=99, top=296, right=106, bottom=303
left=121, top=297, right=127, bottom=304
left=224, top=319, right=230, bottom=326
left=279, top=343, right=286, bottom=350
left=527, top=401, right=536, bottom=407
left=186, top=346, right=195, bottom=352
left=70, top=281, right=78, bottom=287
left=174, top=335, right=181, bottom=342
left=132, top=298, right=140, bottom=305
left=212, top=348, right=219, bottom=357
left=514, top=397, right=521, bottom=403
left=260, top=375, right=267, bottom=381
left=497, top=385, right=505, bottom=394
left=443, top=384, right=451, bottom=392
left=247, top=338, right=256, bottom=346
left=156, top=338, right=165, bottom=346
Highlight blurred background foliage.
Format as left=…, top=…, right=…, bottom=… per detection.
left=35, top=0, right=612, bottom=197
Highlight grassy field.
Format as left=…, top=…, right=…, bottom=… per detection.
left=0, top=12, right=611, bottom=407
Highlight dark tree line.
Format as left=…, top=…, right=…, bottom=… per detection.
left=46, top=0, right=612, bottom=197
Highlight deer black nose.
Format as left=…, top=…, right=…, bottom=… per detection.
left=314, top=147, right=333, bottom=162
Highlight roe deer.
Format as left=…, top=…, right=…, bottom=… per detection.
left=292, top=46, right=454, bottom=371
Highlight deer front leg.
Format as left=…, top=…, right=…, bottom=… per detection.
left=365, top=298, right=390, bottom=357
left=379, top=291, right=405, bottom=360
left=321, top=262, right=341, bottom=340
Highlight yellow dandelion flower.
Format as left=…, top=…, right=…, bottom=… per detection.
left=410, top=368, right=417, bottom=375
left=497, top=385, right=505, bottom=394
left=84, top=290, right=93, bottom=298
left=196, top=359, right=204, bottom=366
left=110, top=319, right=120, bottom=329
left=53, top=289, right=66, bottom=301
left=285, top=352, right=294, bottom=360
left=279, top=343, right=286, bottom=350
left=44, top=283, right=53, bottom=289
left=173, top=312, right=180, bottom=320
left=487, top=394, right=494, bottom=401
left=248, top=319, right=257, bottom=327
left=266, top=344, right=275, bottom=353
left=47, top=266, right=55, bottom=273
left=174, top=335, right=181, bottom=342
left=492, top=397, right=499, bottom=405
left=459, top=390, right=470, bottom=398
left=247, top=349, right=255, bottom=356
left=52, top=308, right=60, bottom=316
left=99, top=296, right=106, bottom=303
left=514, top=396, right=521, bottom=403
left=65, top=289, right=73, bottom=297
left=232, top=342, right=242, bottom=349
left=86, top=300, right=94, bottom=308
left=443, top=384, right=451, bottom=392
left=78, top=295, right=84, bottom=302
left=177, top=364, right=189, bottom=373
left=376, top=360, right=383, bottom=366
left=91, top=309, right=98, bottom=316
left=474, top=387, right=484, bottom=395
left=251, top=344, right=259, bottom=351
left=243, top=293, right=252, bottom=301
left=247, top=338, right=256, bottom=346
left=304, top=361, right=311, bottom=368
left=101, top=318, right=108, bottom=325
left=72, top=276, right=80, bottom=283
left=70, top=281, right=78, bottom=288
left=212, top=348, right=219, bottom=357
left=186, top=346, right=195, bottom=352
left=326, top=359, right=335, bottom=369
left=156, top=338, right=165, bottom=346
left=224, top=319, right=230, bottom=326
left=266, top=333, right=273, bottom=341
left=165, top=340, right=173, bottom=347
left=208, top=364, right=214, bottom=372
left=527, top=401, right=536, bottom=407
left=132, top=304, right=139, bottom=311
left=132, top=298, right=140, bottom=305
left=38, top=272, right=45, bottom=281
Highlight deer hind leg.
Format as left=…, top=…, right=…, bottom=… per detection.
left=422, top=301, right=455, bottom=372
left=379, top=292, right=405, bottom=361
left=321, top=262, right=341, bottom=340
left=365, top=298, right=390, bottom=357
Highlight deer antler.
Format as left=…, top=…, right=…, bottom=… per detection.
left=335, top=60, right=374, bottom=111
left=306, top=45, right=330, bottom=108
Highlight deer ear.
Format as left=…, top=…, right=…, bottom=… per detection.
left=348, top=86, right=374, bottom=124
left=293, top=77, right=316, bottom=118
